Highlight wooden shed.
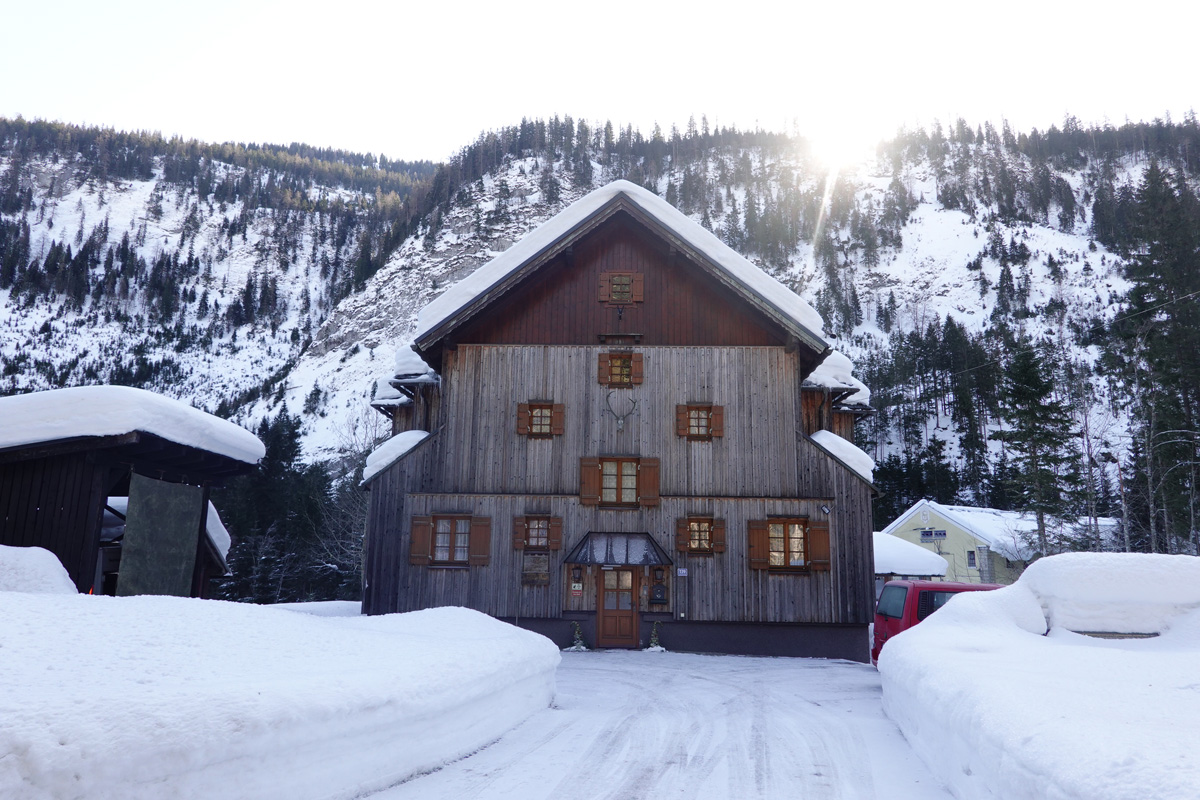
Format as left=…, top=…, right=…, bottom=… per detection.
left=0, top=386, right=264, bottom=596
left=362, top=180, right=877, bottom=660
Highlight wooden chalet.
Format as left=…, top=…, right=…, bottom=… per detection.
left=363, top=180, right=876, bottom=660
left=0, top=386, right=263, bottom=597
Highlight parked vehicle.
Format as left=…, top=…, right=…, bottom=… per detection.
left=872, top=579, right=1002, bottom=662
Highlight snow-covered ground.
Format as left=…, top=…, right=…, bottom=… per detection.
left=880, top=553, right=1200, bottom=800
left=371, top=650, right=952, bottom=800
left=0, top=553, right=559, bottom=800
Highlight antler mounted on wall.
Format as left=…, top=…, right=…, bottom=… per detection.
left=605, top=391, right=638, bottom=431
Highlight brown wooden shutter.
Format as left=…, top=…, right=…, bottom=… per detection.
left=675, top=405, right=689, bottom=437
left=516, top=403, right=530, bottom=435
left=512, top=516, right=526, bottom=550
left=675, top=518, right=689, bottom=552
left=748, top=520, right=769, bottom=570
left=548, top=517, right=563, bottom=551
left=631, top=273, right=644, bottom=302
left=808, top=520, right=831, bottom=571
left=468, top=516, right=491, bottom=566
left=579, top=457, right=600, bottom=505
left=597, top=353, right=611, bottom=385
left=712, top=519, right=726, bottom=553
left=710, top=405, right=725, bottom=437
left=631, top=352, right=644, bottom=384
left=410, top=516, right=433, bottom=565
left=638, top=457, right=660, bottom=507
left=551, top=403, right=565, bottom=435
left=598, top=272, right=611, bottom=302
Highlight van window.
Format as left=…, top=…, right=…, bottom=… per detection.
left=916, top=590, right=962, bottom=621
left=877, top=585, right=908, bottom=618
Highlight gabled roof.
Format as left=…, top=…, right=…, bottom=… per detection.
left=880, top=499, right=1041, bottom=561
left=413, top=180, right=829, bottom=357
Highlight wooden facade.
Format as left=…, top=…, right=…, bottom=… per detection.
left=0, top=431, right=250, bottom=596
left=364, top=191, right=875, bottom=660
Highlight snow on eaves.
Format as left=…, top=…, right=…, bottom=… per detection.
left=414, top=180, right=828, bottom=345
left=362, top=430, right=430, bottom=484
left=809, top=430, right=875, bottom=484
left=0, top=386, right=265, bottom=465
left=804, top=350, right=871, bottom=405
left=873, top=532, right=948, bottom=577
left=394, top=344, right=437, bottom=380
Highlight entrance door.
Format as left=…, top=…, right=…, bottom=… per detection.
left=596, top=567, right=639, bottom=647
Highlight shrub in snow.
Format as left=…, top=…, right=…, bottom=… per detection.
left=563, top=621, right=589, bottom=652
left=879, top=552, right=1200, bottom=800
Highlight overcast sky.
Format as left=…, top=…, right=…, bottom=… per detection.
left=3, top=0, right=1195, bottom=164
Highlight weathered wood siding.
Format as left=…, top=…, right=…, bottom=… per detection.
left=0, top=453, right=106, bottom=592
left=362, top=343, right=875, bottom=625
left=454, top=215, right=789, bottom=348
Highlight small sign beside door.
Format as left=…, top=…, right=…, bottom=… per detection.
left=676, top=567, right=688, bottom=577
left=571, top=582, right=583, bottom=597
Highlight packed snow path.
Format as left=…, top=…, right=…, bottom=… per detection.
left=372, top=651, right=950, bottom=800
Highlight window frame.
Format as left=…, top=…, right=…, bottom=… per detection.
left=431, top=514, right=472, bottom=567
left=599, top=271, right=644, bottom=306
left=527, top=403, right=554, bottom=437
left=599, top=457, right=640, bottom=507
left=967, top=550, right=977, bottom=569
left=598, top=352, right=643, bottom=388
left=607, top=353, right=633, bottom=387
left=688, top=517, right=714, bottom=554
left=767, top=517, right=809, bottom=571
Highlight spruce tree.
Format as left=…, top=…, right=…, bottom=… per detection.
left=992, top=346, right=1082, bottom=554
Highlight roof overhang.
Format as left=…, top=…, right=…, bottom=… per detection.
left=414, top=193, right=829, bottom=361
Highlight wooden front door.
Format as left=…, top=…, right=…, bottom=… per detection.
left=596, top=567, right=638, bottom=647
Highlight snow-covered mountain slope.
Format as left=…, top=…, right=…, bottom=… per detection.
left=0, top=124, right=1167, bottom=475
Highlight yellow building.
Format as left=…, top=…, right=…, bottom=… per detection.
left=879, top=500, right=1035, bottom=585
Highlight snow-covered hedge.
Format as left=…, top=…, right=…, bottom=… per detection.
left=0, top=598, right=559, bottom=799
left=879, top=553, right=1200, bottom=800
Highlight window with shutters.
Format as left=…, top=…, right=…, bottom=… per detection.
left=518, top=402, right=563, bottom=438
left=600, top=458, right=639, bottom=505
left=513, top=515, right=560, bottom=585
left=599, top=352, right=643, bottom=387
left=580, top=457, right=659, bottom=507
left=675, top=515, right=726, bottom=554
left=748, top=517, right=830, bottom=573
left=676, top=404, right=724, bottom=440
left=688, top=518, right=713, bottom=552
left=599, top=271, right=643, bottom=305
left=433, top=515, right=472, bottom=565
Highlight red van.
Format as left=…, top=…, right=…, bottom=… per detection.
left=872, top=579, right=1002, bottom=663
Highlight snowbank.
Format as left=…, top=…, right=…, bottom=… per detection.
left=362, top=430, right=430, bottom=483
left=415, top=180, right=827, bottom=344
left=810, top=429, right=875, bottom=483
left=804, top=350, right=871, bottom=405
left=0, top=597, right=559, bottom=800
left=0, top=545, right=76, bottom=594
left=873, top=532, right=948, bottom=576
left=880, top=553, right=1200, bottom=800
left=0, top=386, right=265, bottom=465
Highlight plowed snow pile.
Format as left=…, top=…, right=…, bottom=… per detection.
left=879, top=553, right=1200, bottom=800
left=0, top=565, right=559, bottom=800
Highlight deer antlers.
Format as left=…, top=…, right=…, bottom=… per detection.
left=605, top=391, right=638, bottom=431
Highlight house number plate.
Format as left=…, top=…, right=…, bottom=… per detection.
left=676, top=568, right=688, bottom=577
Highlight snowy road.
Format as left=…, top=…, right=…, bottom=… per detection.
left=370, top=651, right=950, bottom=800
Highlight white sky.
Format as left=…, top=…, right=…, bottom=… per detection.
left=2, top=0, right=1195, bottom=165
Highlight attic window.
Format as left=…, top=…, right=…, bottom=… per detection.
left=599, top=272, right=644, bottom=305
left=599, top=352, right=644, bottom=387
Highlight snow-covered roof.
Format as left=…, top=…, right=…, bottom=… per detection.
left=873, top=532, right=949, bottom=576
left=809, top=430, right=875, bottom=484
left=414, top=180, right=828, bottom=350
left=103, top=497, right=232, bottom=560
left=878, top=499, right=1106, bottom=561
left=804, top=350, right=871, bottom=406
left=371, top=377, right=412, bottom=408
left=0, top=386, right=265, bottom=465
left=362, top=430, right=431, bottom=484
left=393, top=345, right=438, bottom=382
